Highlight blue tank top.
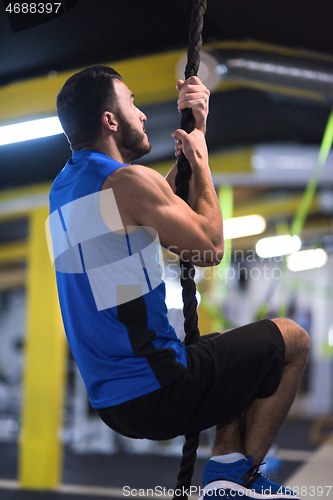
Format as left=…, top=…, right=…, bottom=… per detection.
left=48, top=149, right=187, bottom=408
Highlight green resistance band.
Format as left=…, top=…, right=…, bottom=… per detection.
left=291, top=109, right=333, bottom=237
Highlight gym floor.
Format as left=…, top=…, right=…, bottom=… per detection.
left=0, top=419, right=320, bottom=500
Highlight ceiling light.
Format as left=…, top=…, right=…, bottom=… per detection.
left=0, top=117, right=63, bottom=146
left=227, top=59, right=333, bottom=83
left=165, top=278, right=201, bottom=310
left=176, top=51, right=220, bottom=90
left=223, top=215, right=266, bottom=239
left=319, top=190, right=333, bottom=214
left=287, top=248, right=328, bottom=272
left=328, top=327, right=333, bottom=347
left=256, top=234, right=301, bottom=258
left=216, top=64, right=228, bottom=75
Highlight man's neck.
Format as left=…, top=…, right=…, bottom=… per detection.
left=73, top=139, right=126, bottom=164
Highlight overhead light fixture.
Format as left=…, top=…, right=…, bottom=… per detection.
left=328, top=327, right=333, bottom=347
left=223, top=215, right=266, bottom=239
left=165, top=278, right=201, bottom=310
left=256, top=234, right=301, bottom=258
left=251, top=154, right=314, bottom=170
left=176, top=51, right=221, bottom=90
left=0, top=117, right=63, bottom=146
left=226, top=59, right=333, bottom=83
left=287, top=248, right=328, bottom=272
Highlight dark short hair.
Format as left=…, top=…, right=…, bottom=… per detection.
left=56, top=65, right=122, bottom=146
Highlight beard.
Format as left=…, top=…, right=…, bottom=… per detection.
left=116, top=110, right=152, bottom=163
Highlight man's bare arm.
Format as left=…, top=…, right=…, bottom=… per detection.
left=165, top=76, right=210, bottom=195
left=110, top=129, right=223, bottom=266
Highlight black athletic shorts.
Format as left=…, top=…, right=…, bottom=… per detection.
left=97, top=319, right=285, bottom=441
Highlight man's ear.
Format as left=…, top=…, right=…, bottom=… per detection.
left=102, top=111, right=118, bottom=132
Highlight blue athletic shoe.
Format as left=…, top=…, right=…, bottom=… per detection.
left=201, top=457, right=300, bottom=499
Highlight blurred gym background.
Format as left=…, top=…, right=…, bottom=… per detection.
left=0, top=1, right=333, bottom=498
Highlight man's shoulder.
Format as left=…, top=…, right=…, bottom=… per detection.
left=104, top=163, right=165, bottom=192
left=101, top=164, right=171, bottom=228
left=113, top=163, right=161, bottom=178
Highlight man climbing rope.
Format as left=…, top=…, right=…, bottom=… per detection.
left=49, top=65, right=309, bottom=499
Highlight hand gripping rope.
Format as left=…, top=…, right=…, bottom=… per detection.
left=173, top=1, right=207, bottom=499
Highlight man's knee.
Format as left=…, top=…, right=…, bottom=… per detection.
left=271, top=318, right=310, bottom=364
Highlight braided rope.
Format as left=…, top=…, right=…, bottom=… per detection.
left=173, top=1, right=207, bottom=499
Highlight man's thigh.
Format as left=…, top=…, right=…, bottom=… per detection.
left=98, top=319, right=285, bottom=440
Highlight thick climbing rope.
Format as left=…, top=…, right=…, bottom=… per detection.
left=173, top=1, right=207, bottom=499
